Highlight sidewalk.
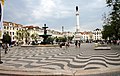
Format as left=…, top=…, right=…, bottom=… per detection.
left=0, top=43, right=120, bottom=75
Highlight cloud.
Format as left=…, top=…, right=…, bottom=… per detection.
left=31, top=0, right=72, bottom=20
left=4, top=0, right=109, bottom=32
left=31, top=0, right=56, bottom=19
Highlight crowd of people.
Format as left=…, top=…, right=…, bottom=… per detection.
left=106, top=40, right=120, bottom=45
left=1, top=39, right=120, bottom=55
left=59, top=40, right=81, bottom=48
left=75, top=40, right=81, bottom=48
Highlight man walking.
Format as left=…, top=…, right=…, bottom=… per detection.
left=2, top=32, right=11, bottom=54
left=78, top=40, right=81, bottom=48
left=3, top=43, right=8, bottom=54
left=75, top=41, right=78, bottom=47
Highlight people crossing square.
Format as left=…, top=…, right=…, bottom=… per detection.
left=0, top=43, right=120, bottom=75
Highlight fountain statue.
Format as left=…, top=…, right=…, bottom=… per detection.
left=39, top=24, right=52, bottom=44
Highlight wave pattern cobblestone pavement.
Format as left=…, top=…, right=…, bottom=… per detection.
left=0, top=43, right=120, bottom=75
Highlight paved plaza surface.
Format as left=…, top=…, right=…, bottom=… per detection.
left=0, top=43, right=120, bottom=75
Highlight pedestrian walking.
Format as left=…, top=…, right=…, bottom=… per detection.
left=59, top=42, right=63, bottom=48
left=75, top=41, right=78, bottom=47
left=78, top=41, right=81, bottom=48
left=65, top=42, right=70, bottom=49
left=3, top=43, right=8, bottom=54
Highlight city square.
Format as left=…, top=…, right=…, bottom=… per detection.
left=0, top=43, right=120, bottom=75
left=0, top=0, right=120, bottom=76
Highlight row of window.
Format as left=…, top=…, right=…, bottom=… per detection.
left=94, top=32, right=102, bottom=35
left=4, top=26, right=22, bottom=30
left=94, top=36, right=102, bottom=40
left=4, top=31, right=15, bottom=36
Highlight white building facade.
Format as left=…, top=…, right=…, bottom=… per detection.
left=3, top=21, right=23, bottom=41
left=81, top=32, right=93, bottom=42
left=3, top=21, right=103, bottom=43
left=3, top=21, right=63, bottom=42
left=93, top=28, right=103, bottom=41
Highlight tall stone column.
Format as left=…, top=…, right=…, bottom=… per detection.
left=76, top=6, right=80, bottom=32
left=74, top=6, right=81, bottom=41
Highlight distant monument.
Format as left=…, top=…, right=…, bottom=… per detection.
left=39, top=24, right=52, bottom=44
left=74, top=6, right=81, bottom=41
left=76, top=6, right=80, bottom=32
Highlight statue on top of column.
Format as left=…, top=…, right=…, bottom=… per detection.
left=76, top=6, right=78, bottom=12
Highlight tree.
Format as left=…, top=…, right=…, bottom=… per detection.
left=15, top=30, right=30, bottom=44
left=55, top=37, right=59, bottom=43
left=103, top=0, right=120, bottom=40
left=15, top=30, right=24, bottom=42
left=55, top=37, right=67, bottom=42
left=31, top=33, right=39, bottom=41
left=46, top=36, right=54, bottom=44
left=67, top=36, right=74, bottom=42
left=24, top=30, right=30, bottom=44
left=102, top=24, right=114, bottom=39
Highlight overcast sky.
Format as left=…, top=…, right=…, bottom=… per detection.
left=3, top=0, right=109, bottom=32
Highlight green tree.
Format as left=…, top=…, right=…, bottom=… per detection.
left=24, top=30, right=30, bottom=44
left=103, top=0, right=120, bottom=40
left=102, top=25, right=114, bottom=39
left=56, top=37, right=67, bottom=42
left=55, top=37, right=59, bottom=43
left=15, top=30, right=24, bottom=42
left=31, top=33, right=39, bottom=41
left=67, top=36, right=74, bottom=42
left=15, top=30, right=30, bottom=44
left=46, top=36, right=54, bottom=44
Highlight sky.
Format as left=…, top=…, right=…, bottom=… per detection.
left=3, top=0, right=109, bottom=32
